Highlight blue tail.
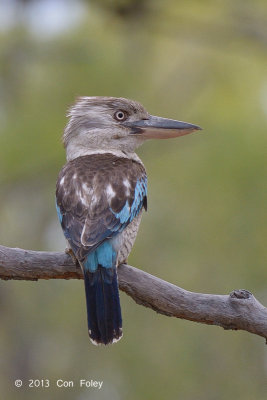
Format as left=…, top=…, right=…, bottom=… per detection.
left=84, top=267, right=122, bottom=345
left=83, top=243, right=122, bottom=345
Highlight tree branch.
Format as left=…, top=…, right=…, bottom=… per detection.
left=0, top=244, right=266, bottom=342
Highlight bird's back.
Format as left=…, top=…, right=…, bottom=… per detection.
left=56, top=153, right=147, bottom=344
left=56, top=153, right=147, bottom=259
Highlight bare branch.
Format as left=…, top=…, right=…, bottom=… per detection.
left=0, top=244, right=266, bottom=342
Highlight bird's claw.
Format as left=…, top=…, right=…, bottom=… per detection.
left=65, top=248, right=79, bottom=267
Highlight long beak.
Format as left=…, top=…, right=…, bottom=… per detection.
left=124, top=115, right=202, bottom=139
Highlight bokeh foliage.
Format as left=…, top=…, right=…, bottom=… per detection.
left=0, top=0, right=267, bottom=399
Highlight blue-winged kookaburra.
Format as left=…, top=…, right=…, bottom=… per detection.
left=56, top=97, right=201, bottom=345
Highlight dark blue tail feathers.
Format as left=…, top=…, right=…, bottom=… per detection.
left=83, top=266, right=122, bottom=345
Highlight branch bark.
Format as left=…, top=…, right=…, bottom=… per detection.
left=0, top=244, right=266, bottom=342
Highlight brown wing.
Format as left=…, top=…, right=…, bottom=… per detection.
left=56, top=154, right=147, bottom=261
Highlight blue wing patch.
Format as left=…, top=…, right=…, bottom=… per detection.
left=56, top=201, right=63, bottom=223
left=83, top=178, right=147, bottom=273
left=78, top=176, right=147, bottom=251
left=111, top=176, right=147, bottom=226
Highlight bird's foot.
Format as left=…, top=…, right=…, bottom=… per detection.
left=65, top=247, right=79, bottom=267
left=118, top=258, right=128, bottom=267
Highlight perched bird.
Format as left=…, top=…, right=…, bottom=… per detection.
left=56, top=97, right=201, bottom=345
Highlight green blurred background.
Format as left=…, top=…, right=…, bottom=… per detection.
left=0, top=0, right=267, bottom=399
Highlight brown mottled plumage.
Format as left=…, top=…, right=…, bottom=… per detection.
left=56, top=153, right=147, bottom=262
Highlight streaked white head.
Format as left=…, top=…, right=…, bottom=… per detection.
left=63, top=96, right=201, bottom=161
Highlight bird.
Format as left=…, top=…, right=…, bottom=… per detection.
left=55, top=96, right=201, bottom=345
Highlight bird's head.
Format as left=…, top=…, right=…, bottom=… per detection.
left=63, top=96, right=201, bottom=160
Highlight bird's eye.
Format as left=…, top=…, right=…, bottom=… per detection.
left=114, top=110, right=127, bottom=121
